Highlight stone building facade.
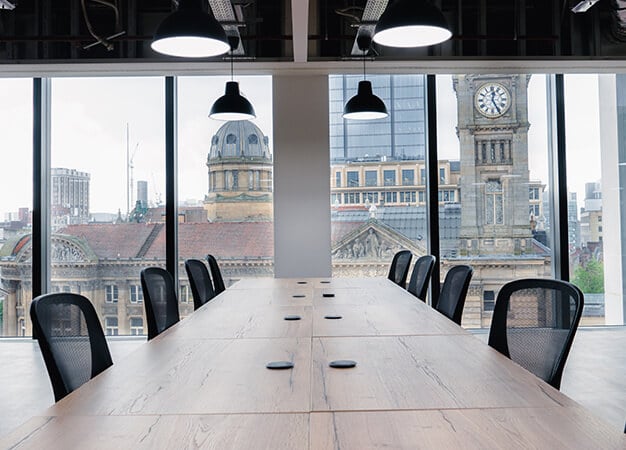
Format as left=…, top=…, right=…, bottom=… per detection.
left=204, top=120, right=273, bottom=222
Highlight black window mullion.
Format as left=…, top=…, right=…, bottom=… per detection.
left=425, top=74, right=441, bottom=308
left=547, top=74, right=570, bottom=281
left=165, top=76, right=179, bottom=288
left=32, top=77, right=51, bottom=300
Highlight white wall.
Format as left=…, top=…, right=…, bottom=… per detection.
left=272, top=75, right=332, bottom=277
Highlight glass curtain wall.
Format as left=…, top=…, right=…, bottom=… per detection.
left=0, top=79, right=33, bottom=336
left=436, top=74, right=553, bottom=328
left=45, top=77, right=165, bottom=336
left=177, top=76, right=274, bottom=308
left=329, top=74, right=427, bottom=277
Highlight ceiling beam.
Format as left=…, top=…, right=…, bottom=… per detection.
left=291, top=0, right=308, bottom=62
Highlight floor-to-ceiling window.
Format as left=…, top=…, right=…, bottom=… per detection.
left=329, top=74, right=427, bottom=277
left=436, top=74, right=554, bottom=328
left=177, top=76, right=274, bottom=306
left=565, top=74, right=626, bottom=326
left=0, top=79, right=32, bottom=336
left=46, top=77, right=165, bottom=336
left=2, top=71, right=625, bottom=337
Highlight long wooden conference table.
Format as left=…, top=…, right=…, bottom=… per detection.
left=2, top=277, right=624, bottom=449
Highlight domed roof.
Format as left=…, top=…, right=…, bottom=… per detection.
left=208, top=120, right=271, bottom=161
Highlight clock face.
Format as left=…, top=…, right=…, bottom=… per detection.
left=475, top=82, right=511, bottom=118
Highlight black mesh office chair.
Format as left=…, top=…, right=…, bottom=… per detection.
left=30, top=292, right=113, bottom=402
left=140, top=267, right=180, bottom=340
left=436, top=265, right=473, bottom=325
left=185, top=258, right=216, bottom=310
left=206, top=254, right=226, bottom=295
left=488, top=278, right=584, bottom=390
left=388, top=250, right=413, bottom=287
left=407, top=255, right=436, bottom=301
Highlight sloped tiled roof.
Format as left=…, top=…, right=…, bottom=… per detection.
left=149, top=222, right=274, bottom=260
left=59, top=223, right=159, bottom=259
left=59, top=222, right=275, bottom=260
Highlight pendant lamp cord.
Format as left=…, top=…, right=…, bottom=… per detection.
left=362, top=49, right=366, bottom=81
left=230, top=50, right=234, bottom=81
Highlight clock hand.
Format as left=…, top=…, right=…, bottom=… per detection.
left=490, top=92, right=501, bottom=113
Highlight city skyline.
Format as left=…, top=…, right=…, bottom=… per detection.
left=0, top=74, right=602, bottom=219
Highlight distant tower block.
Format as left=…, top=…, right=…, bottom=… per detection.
left=204, top=120, right=273, bottom=222
left=51, top=168, right=90, bottom=228
left=137, top=180, right=148, bottom=208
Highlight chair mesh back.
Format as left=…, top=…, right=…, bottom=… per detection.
left=488, top=279, right=584, bottom=389
left=207, top=254, right=226, bottom=295
left=407, top=255, right=436, bottom=301
left=140, top=267, right=180, bottom=340
left=437, top=265, right=473, bottom=325
left=30, top=293, right=112, bottom=402
left=185, top=259, right=216, bottom=310
left=388, top=250, right=413, bottom=287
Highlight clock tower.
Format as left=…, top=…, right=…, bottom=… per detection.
left=454, top=74, right=533, bottom=256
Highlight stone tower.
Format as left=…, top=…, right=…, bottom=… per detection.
left=454, top=74, right=533, bottom=256
left=204, top=120, right=273, bottom=222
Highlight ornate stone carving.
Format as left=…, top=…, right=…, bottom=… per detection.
left=332, top=222, right=424, bottom=261
left=51, top=240, right=85, bottom=263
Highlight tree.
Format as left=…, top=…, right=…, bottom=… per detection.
left=572, top=259, right=604, bottom=293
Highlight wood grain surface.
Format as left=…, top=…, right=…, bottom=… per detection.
left=310, top=408, right=626, bottom=449
left=1, top=414, right=309, bottom=450
left=2, top=277, right=623, bottom=449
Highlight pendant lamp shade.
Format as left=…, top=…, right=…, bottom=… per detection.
left=343, top=80, right=389, bottom=120
left=209, top=81, right=256, bottom=121
left=151, top=0, right=230, bottom=58
left=373, top=0, right=452, bottom=48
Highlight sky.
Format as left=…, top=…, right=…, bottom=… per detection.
left=0, top=75, right=273, bottom=216
left=0, top=73, right=605, bottom=219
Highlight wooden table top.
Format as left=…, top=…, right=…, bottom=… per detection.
left=2, top=277, right=624, bottom=449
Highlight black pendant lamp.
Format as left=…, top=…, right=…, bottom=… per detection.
left=373, top=0, right=452, bottom=48
left=342, top=52, right=388, bottom=121
left=151, top=0, right=230, bottom=58
left=209, top=51, right=256, bottom=121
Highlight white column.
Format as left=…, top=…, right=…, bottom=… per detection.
left=598, top=74, right=624, bottom=325
left=272, top=75, right=331, bottom=278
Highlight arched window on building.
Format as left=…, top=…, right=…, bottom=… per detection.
left=226, top=134, right=237, bottom=144
left=211, top=135, right=219, bottom=145
left=248, top=134, right=258, bottom=145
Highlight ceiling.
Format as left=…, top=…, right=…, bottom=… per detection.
left=1, top=0, right=626, bottom=65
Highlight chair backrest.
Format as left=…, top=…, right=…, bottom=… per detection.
left=407, top=255, right=436, bottom=301
left=185, top=258, right=216, bottom=310
left=30, top=292, right=113, bottom=402
left=206, top=254, right=226, bottom=295
left=488, top=278, right=584, bottom=390
left=437, top=264, right=473, bottom=325
left=140, top=267, right=180, bottom=340
left=387, top=250, right=413, bottom=287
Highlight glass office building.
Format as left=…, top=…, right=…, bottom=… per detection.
left=329, top=75, right=426, bottom=163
